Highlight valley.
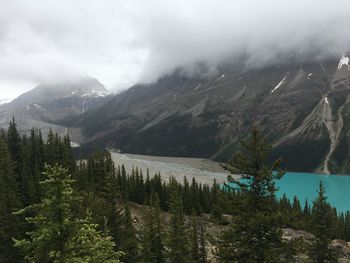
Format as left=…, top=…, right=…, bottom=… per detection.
left=3, top=54, right=350, bottom=175
left=2, top=1, right=350, bottom=262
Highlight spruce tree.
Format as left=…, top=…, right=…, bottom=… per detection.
left=167, top=177, right=190, bottom=263
left=309, top=181, right=337, bottom=263
left=217, top=127, right=285, bottom=262
left=19, top=135, right=36, bottom=206
left=190, top=211, right=199, bottom=262
left=14, top=164, right=121, bottom=263
left=142, top=193, right=164, bottom=263
left=0, top=138, right=23, bottom=262
left=119, top=205, right=139, bottom=263
left=6, top=118, right=22, bottom=173
left=210, top=179, right=223, bottom=222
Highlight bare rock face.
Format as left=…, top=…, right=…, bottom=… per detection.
left=69, top=55, right=350, bottom=174
left=0, top=77, right=112, bottom=138
left=330, top=240, right=350, bottom=260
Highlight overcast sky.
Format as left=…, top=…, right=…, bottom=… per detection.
left=0, top=0, right=350, bottom=99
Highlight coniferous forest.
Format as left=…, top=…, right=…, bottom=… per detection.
left=1, top=120, right=350, bottom=262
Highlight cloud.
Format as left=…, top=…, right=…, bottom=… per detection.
left=0, top=0, right=349, bottom=98
left=137, top=0, right=350, bottom=81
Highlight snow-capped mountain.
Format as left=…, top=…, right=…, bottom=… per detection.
left=0, top=77, right=112, bottom=137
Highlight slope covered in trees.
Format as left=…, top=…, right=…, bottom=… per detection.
left=0, top=120, right=350, bottom=262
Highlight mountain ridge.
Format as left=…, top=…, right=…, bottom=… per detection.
left=67, top=54, right=350, bottom=174
left=0, top=77, right=112, bottom=137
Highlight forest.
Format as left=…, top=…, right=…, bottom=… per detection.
left=0, top=120, right=349, bottom=262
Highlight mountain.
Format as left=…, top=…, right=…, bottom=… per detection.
left=0, top=98, right=11, bottom=106
left=68, top=54, right=350, bottom=174
left=0, top=77, right=112, bottom=137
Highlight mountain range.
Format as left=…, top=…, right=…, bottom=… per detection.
left=0, top=77, right=112, bottom=137
left=2, top=54, right=350, bottom=174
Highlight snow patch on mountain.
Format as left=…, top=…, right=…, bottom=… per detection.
left=271, top=73, right=288, bottom=93
left=70, top=141, right=80, bottom=148
left=217, top=74, right=225, bottom=80
left=194, top=83, right=201, bottom=90
left=0, top=99, right=11, bottom=106
left=33, top=103, right=43, bottom=109
left=81, top=89, right=110, bottom=98
left=337, top=55, right=350, bottom=70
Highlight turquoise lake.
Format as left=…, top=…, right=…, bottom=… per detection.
left=229, top=172, right=350, bottom=213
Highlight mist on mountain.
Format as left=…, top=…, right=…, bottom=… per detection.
left=0, top=0, right=350, bottom=99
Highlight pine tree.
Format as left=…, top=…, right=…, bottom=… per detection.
left=62, top=134, right=75, bottom=173
left=142, top=193, right=164, bottom=263
left=0, top=138, right=23, bottom=263
left=210, top=179, right=223, bottom=221
left=119, top=205, right=139, bottom=263
left=28, top=128, right=44, bottom=201
left=19, top=135, right=36, bottom=206
left=217, top=127, right=285, bottom=262
left=190, top=211, right=199, bottom=262
left=6, top=118, right=22, bottom=173
left=14, top=164, right=121, bottom=263
left=309, top=181, right=338, bottom=263
left=167, top=177, right=190, bottom=263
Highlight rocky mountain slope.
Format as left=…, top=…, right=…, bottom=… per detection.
left=69, top=54, right=350, bottom=174
left=0, top=77, right=112, bottom=137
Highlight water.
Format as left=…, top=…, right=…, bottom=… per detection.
left=228, top=172, right=350, bottom=213
left=275, top=172, right=350, bottom=213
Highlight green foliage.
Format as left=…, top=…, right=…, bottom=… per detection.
left=217, top=127, right=286, bottom=262
left=118, top=205, right=139, bottom=263
left=13, top=164, right=121, bottom=263
left=309, top=182, right=338, bottom=263
left=2, top=120, right=350, bottom=263
left=190, top=211, right=200, bottom=262
left=142, top=193, right=164, bottom=263
left=0, top=138, right=23, bottom=263
left=167, top=177, right=190, bottom=263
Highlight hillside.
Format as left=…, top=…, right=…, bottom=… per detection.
left=69, top=55, right=350, bottom=174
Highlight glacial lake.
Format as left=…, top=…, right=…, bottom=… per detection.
left=270, top=172, right=350, bottom=213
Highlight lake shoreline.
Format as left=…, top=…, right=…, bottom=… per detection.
left=110, top=151, right=237, bottom=185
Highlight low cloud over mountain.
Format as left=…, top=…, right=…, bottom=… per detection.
left=0, top=0, right=350, bottom=98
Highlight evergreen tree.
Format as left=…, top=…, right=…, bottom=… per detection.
left=28, top=128, right=44, bottom=200
left=19, top=135, right=36, bottom=206
left=142, top=193, right=164, bottom=263
left=190, top=211, right=199, bottom=262
left=6, top=118, right=22, bottom=173
left=217, top=127, right=285, bottom=262
left=119, top=205, right=138, bottom=263
left=167, top=177, right=189, bottom=263
left=309, top=181, right=337, bottom=263
left=0, top=138, right=23, bottom=262
left=210, top=179, right=223, bottom=222
left=62, top=134, right=75, bottom=173
left=14, top=164, right=121, bottom=263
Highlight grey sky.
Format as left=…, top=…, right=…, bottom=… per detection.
left=0, top=0, right=349, bottom=99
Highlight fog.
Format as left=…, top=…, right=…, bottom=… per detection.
left=0, top=0, right=349, bottom=98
